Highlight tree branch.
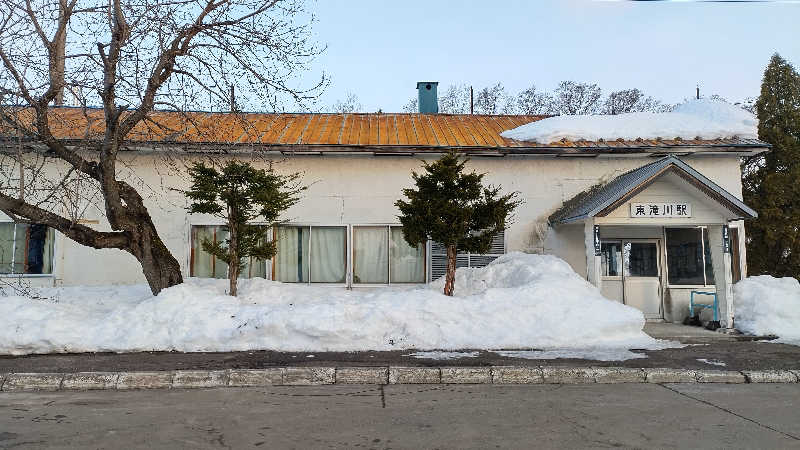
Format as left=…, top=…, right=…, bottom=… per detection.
left=0, top=192, right=130, bottom=249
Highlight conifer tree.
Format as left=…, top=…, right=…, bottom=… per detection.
left=185, top=161, right=305, bottom=296
left=395, top=152, right=520, bottom=296
left=743, top=53, right=800, bottom=278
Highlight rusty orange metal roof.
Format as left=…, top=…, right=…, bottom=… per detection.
left=0, top=108, right=769, bottom=153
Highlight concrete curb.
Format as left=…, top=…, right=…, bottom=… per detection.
left=0, top=366, right=798, bottom=391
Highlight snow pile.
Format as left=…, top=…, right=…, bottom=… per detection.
left=501, top=99, right=757, bottom=144
left=734, top=275, right=800, bottom=345
left=0, top=252, right=675, bottom=356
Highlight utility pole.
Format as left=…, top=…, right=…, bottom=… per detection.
left=696, top=84, right=700, bottom=100
left=230, top=85, right=235, bottom=112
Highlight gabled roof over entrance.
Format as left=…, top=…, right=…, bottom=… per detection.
left=548, top=156, right=757, bottom=225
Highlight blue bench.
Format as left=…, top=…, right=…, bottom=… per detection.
left=690, top=291, right=718, bottom=322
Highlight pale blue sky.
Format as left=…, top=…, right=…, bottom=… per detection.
left=307, top=0, right=800, bottom=112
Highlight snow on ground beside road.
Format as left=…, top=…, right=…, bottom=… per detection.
left=696, top=358, right=727, bottom=367
left=494, top=349, right=647, bottom=362
left=734, top=275, right=800, bottom=345
left=0, top=252, right=677, bottom=357
left=405, top=351, right=480, bottom=360
left=500, top=99, right=757, bottom=144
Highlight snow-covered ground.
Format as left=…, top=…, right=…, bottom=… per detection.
left=501, top=99, right=757, bottom=144
left=734, top=275, right=800, bottom=345
left=0, top=252, right=677, bottom=358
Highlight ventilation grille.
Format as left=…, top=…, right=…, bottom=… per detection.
left=430, top=231, right=505, bottom=281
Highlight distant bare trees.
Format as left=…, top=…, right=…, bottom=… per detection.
left=602, top=89, right=666, bottom=114
left=331, top=92, right=363, bottom=113
left=401, top=81, right=668, bottom=116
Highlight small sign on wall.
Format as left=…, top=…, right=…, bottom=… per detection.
left=594, top=225, right=601, bottom=256
left=630, top=203, right=692, bottom=218
left=723, top=225, right=731, bottom=253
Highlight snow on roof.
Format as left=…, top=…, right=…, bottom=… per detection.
left=500, top=99, right=758, bottom=144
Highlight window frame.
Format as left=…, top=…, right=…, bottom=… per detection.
left=272, top=223, right=349, bottom=286
left=599, top=240, right=623, bottom=281
left=187, top=222, right=429, bottom=287
left=663, top=225, right=716, bottom=288
left=187, top=223, right=272, bottom=280
left=351, top=224, right=427, bottom=286
left=0, top=221, right=57, bottom=278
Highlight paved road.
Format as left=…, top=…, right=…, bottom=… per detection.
left=1, top=384, right=799, bottom=449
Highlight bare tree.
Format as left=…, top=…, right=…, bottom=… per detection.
left=401, top=97, right=417, bottom=113
left=473, top=83, right=508, bottom=115
left=602, top=88, right=664, bottom=114
left=330, top=91, right=362, bottom=113
left=0, top=0, right=325, bottom=294
left=550, top=81, right=602, bottom=115
left=513, top=84, right=553, bottom=114
left=437, top=84, right=470, bottom=114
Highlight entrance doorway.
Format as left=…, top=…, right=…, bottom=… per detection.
left=623, top=240, right=662, bottom=319
left=600, top=239, right=663, bottom=319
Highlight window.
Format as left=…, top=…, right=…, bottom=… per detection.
left=273, top=225, right=347, bottom=283
left=600, top=241, right=622, bottom=277
left=390, top=227, right=425, bottom=283
left=352, top=225, right=425, bottom=284
left=665, top=227, right=715, bottom=286
left=624, top=242, right=659, bottom=277
left=430, top=231, right=505, bottom=281
left=0, top=223, right=55, bottom=275
left=190, top=225, right=267, bottom=279
left=353, top=226, right=388, bottom=283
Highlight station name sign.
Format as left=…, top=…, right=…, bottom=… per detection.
left=630, top=202, right=692, bottom=218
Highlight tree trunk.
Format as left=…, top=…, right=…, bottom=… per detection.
left=444, top=245, right=457, bottom=296
left=228, top=219, right=239, bottom=297
left=127, top=219, right=183, bottom=296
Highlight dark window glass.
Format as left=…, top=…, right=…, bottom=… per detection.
left=703, top=228, right=715, bottom=284
left=666, top=228, right=705, bottom=285
left=0, top=223, right=54, bottom=274
left=624, top=242, right=659, bottom=277
left=601, top=242, right=622, bottom=277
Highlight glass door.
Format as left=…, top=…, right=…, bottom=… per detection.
left=623, top=240, right=663, bottom=319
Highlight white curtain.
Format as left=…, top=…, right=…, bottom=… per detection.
left=353, top=226, right=388, bottom=284
left=191, top=226, right=214, bottom=277
left=310, top=227, right=346, bottom=283
left=275, top=226, right=309, bottom=282
left=390, top=227, right=425, bottom=283
left=0, top=223, right=14, bottom=274
left=242, top=256, right=267, bottom=279
left=42, top=227, right=54, bottom=274
left=12, top=224, right=28, bottom=274
left=213, top=227, right=229, bottom=279
left=191, top=225, right=229, bottom=278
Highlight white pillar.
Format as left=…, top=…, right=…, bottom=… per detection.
left=584, top=219, right=602, bottom=290
left=708, top=225, right=734, bottom=329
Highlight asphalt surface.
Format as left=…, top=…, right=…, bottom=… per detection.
left=1, top=340, right=798, bottom=374
left=1, top=383, right=799, bottom=449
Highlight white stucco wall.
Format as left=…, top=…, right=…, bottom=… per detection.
left=1, top=151, right=747, bottom=287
